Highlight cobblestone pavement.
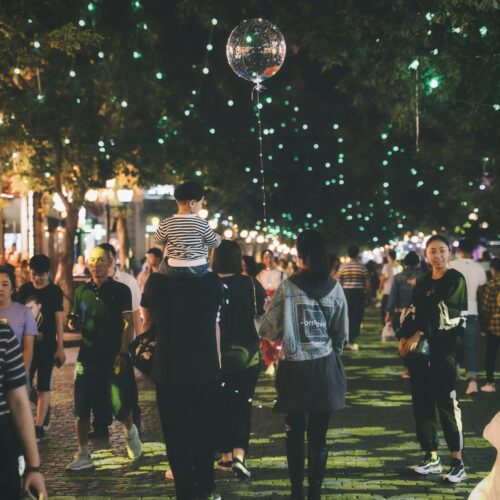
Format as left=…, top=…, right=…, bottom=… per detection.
left=37, top=308, right=498, bottom=499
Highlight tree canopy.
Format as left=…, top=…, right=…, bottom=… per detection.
left=1, top=0, right=498, bottom=254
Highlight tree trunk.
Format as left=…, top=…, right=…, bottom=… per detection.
left=56, top=203, right=78, bottom=318
left=116, top=213, right=129, bottom=271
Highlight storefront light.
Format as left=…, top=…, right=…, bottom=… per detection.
left=239, top=229, right=249, bottom=238
left=223, top=228, right=234, bottom=239
left=117, top=189, right=134, bottom=203
left=85, top=189, right=98, bottom=202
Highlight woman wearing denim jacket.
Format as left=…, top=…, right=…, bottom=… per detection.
left=260, top=230, right=348, bottom=499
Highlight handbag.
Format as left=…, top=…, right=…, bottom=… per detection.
left=399, top=304, right=431, bottom=359
left=129, top=328, right=156, bottom=375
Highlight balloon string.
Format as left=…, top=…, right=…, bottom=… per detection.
left=415, top=67, right=420, bottom=152
left=254, top=84, right=267, bottom=229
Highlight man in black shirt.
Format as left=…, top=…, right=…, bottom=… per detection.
left=66, top=247, right=142, bottom=470
left=141, top=271, right=223, bottom=499
left=19, top=254, right=65, bottom=441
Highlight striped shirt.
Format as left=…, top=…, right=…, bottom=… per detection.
left=154, top=214, right=221, bottom=266
left=337, top=260, right=369, bottom=289
left=0, top=324, right=26, bottom=420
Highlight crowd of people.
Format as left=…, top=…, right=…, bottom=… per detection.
left=0, top=180, right=498, bottom=499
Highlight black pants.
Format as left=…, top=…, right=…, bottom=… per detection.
left=285, top=411, right=331, bottom=449
left=216, top=364, right=260, bottom=453
left=408, top=347, right=463, bottom=453
left=344, top=289, right=365, bottom=343
left=381, top=294, right=389, bottom=325
left=0, top=417, right=21, bottom=500
left=485, top=333, right=499, bottom=383
left=156, top=381, right=218, bottom=500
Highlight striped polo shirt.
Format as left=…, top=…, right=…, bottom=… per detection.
left=337, top=260, right=369, bottom=289
left=153, top=214, right=221, bottom=267
left=0, top=324, right=26, bottom=421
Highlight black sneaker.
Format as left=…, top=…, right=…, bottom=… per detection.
left=43, top=405, right=51, bottom=431
left=410, top=453, right=442, bottom=474
left=216, top=459, right=232, bottom=472
left=443, top=459, right=466, bottom=483
left=35, top=426, right=45, bottom=442
left=232, top=456, right=251, bottom=479
left=195, top=491, right=221, bottom=500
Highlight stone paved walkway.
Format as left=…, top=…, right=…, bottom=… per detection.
left=38, top=308, right=498, bottom=499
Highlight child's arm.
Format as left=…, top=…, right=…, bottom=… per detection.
left=153, top=218, right=169, bottom=246
left=203, top=221, right=221, bottom=248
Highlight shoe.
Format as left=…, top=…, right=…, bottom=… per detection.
left=402, top=369, right=411, bottom=379
left=232, top=456, right=251, bottom=479
left=66, top=452, right=94, bottom=471
left=410, top=453, right=442, bottom=475
left=165, top=468, right=174, bottom=480
left=18, top=455, right=25, bottom=476
left=35, top=426, right=45, bottom=442
left=43, top=405, right=51, bottom=431
left=126, top=424, right=142, bottom=459
left=196, top=491, right=221, bottom=500
left=481, top=382, right=496, bottom=393
left=443, top=460, right=466, bottom=483
left=88, top=428, right=110, bottom=440
left=466, top=380, right=478, bottom=395
left=264, top=364, right=276, bottom=376
left=216, top=459, right=233, bottom=472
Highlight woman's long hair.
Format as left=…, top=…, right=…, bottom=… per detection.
left=296, top=230, right=330, bottom=285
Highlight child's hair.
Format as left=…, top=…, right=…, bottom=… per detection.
left=29, top=254, right=51, bottom=274
left=174, top=181, right=204, bottom=202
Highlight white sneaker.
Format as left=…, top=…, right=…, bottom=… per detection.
left=264, top=364, right=275, bottom=376
left=66, top=452, right=94, bottom=471
left=481, top=382, right=496, bottom=393
left=126, top=424, right=142, bottom=459
left=465, top=380, right=478, bottom=395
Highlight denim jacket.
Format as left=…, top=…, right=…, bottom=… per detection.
left=259, top=273, right=349, bottom=361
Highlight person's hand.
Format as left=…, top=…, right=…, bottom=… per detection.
left=24, top=471, right=48, bottom=499
left=402, top=332, right=421, bottom=356
left=54, top=346, right=66, bottom=367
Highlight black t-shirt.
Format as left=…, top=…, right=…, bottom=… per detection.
left=70, top=278, right=132, bottom=366
left=141, top=272, right=223, bottom=384
left=220, top=275, right=265, bottom=353
left=18, top=282, right=64, bottom=345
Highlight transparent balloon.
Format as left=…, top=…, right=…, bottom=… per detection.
left=226, top=18, right=286, bottom=84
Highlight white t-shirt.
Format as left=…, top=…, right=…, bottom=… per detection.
left=381, top=262, right=399, bottom=295
left=113, top=269, right=141, bottom=312
left=449, top=258, right=487, bottom=315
